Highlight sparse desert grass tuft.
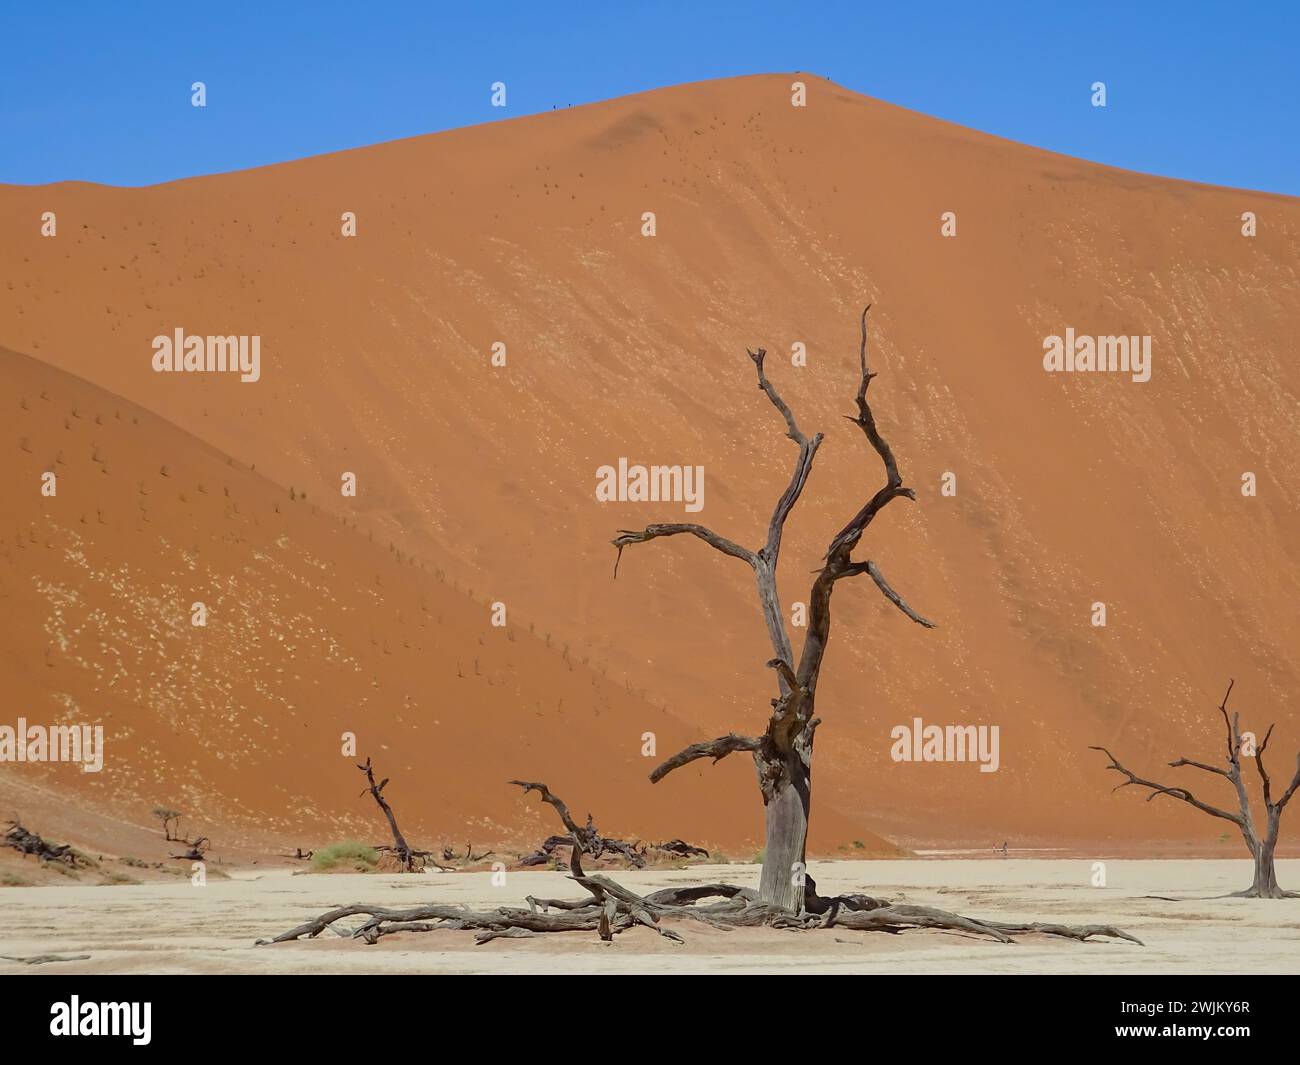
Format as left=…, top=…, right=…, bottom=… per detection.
left=311, top=841, right=380, bottom=872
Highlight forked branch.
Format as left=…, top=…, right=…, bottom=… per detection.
left=511, top=780, right=647, bottom=867
left=509, top=780, right=585, bottom=838
left=1089, top=745, right=1244, bottom=826
left=747, top=346, right=824, bottom=566
left=614, top=306, right=933, bottom=771
left=1092, top=679, right=1300, bottom=898
left=823, top=306, right=916, bottom=567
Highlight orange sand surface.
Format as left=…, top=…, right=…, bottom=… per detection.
left=2, top=74, right=1298, bottom=859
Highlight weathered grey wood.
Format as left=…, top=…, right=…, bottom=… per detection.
left=260, top=867, right=1142, bottom=947
left=650, top=838, right=710, bottom=859
left=757, top=764, right=810, bottom=912
left=648, top=734, right=761, bottom=783
left=640, top=883, right=758, bottom=905
left=3, top=819, right=86, bottom=867
left=510, top=780, right=648, bottom=867
left=261, top=782, right=1139, bottom=949
left=612, top=524, right=754, bottom=578
left=168, top=836, right=209, bottom=861
left=612, top=306, right=932, bottom=908
left=357, top=756, right=426, bottom=872
left=1094, top=679, right=1300, bottom=898
left=1, top=953, right=94, bottom=965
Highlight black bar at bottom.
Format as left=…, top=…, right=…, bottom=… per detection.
left=1, top=974, right=1292, bottom=1050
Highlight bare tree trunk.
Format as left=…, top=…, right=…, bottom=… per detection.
left=1244, top=813, right=1286, bottom=898
left=358, top=757, right=418, bottom=871
left=759, top=763, right=810, bottom=910
left=616, top=308, right=934, bottom=914
left=1095, top=680, right=1300, bottom=900
left=1250, top=840, right=1281, bottom=898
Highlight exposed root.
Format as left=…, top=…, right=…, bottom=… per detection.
left=1226, top=887, right=1300, bottom=899
left=260, top=841, right=1143, bottom=948
left=262, top=779, right=1141, bottom=948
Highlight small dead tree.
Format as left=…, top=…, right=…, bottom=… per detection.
left=510, top=780, right=646, bottom=867
left=1093, top=679, right=1300, bottom=899
left=357, top=756, right=430, bottom=872
left=612, top=306, right=933, bottom=909
left=151, top=806, right=182, bottom=841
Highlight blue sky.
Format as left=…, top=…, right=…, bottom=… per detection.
left=2, top=2, right=1296, bottom=193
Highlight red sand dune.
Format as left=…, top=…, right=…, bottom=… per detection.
left=2, top=74, right=1298, bottom=857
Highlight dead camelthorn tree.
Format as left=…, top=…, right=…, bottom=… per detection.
left=151, top=806, right=182, bottom=842
left=264, top=773, right=1141, bottom=947
left=1093, top=679, right=1300, bottom=899
left=612, top=305, right=934, bottom=910
left=510, top=780, right=648, bottom=867
left=264, top=308, right=1140, bottom=949
left=357, top=756, right=435, bottom=872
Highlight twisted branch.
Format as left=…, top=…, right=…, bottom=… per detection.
left=649, top=733, right=763, bottom=784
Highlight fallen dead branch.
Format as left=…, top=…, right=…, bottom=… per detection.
left=3, top=818, right=88, bottom=868
left=1, top=953, right=92, bottom=965
left=651, top=839, right=710, bottom=859
left=260, top=788, right=1143, bottom=949
left=510, top=780, right=647, bottom=868
left=169, top=836, right=210, bottom=861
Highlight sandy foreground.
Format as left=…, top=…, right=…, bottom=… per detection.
left=2, top=858, right=1298, bottom=975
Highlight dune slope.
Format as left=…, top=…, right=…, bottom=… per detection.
left=2, top=74, right=1299, bottom=851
